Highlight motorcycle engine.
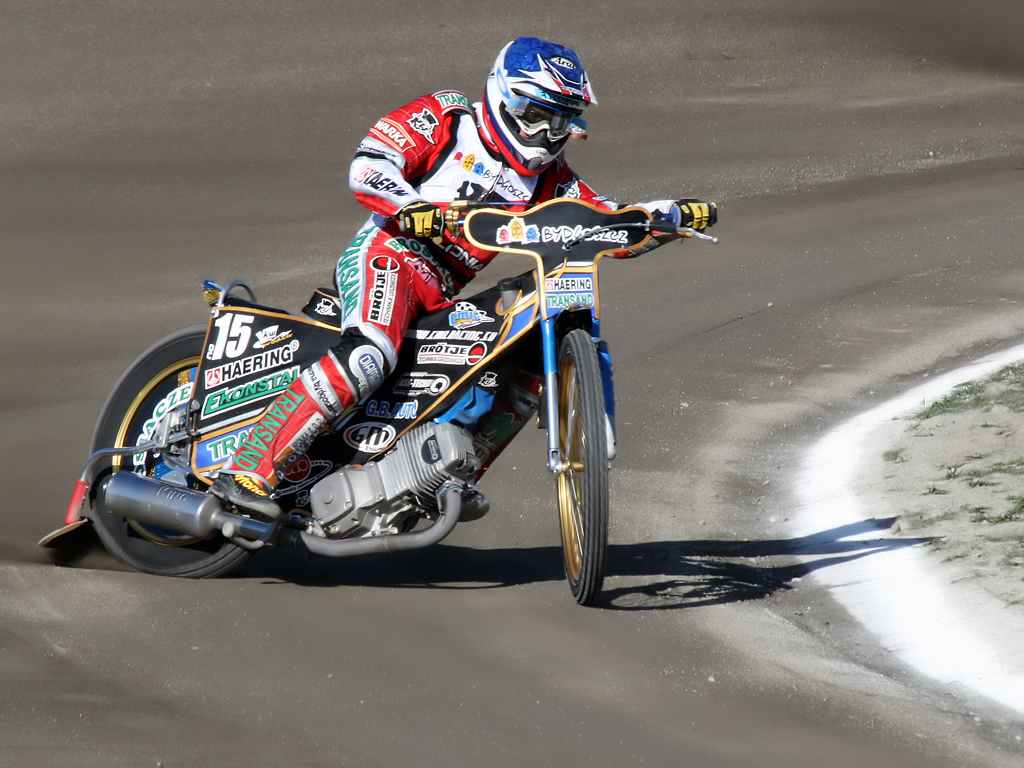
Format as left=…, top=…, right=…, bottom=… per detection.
left=308, top=421, right=481, bottom=539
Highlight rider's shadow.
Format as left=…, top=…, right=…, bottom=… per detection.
left=239, top=517, right=930, bottom=610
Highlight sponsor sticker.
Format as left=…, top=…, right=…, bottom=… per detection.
left=545, top=276, right=593, bottom=293
left=406, top=108, right=440, bottom=144
left=195, top=425, right=251, bottom=467
left=204, top=341, right=299, bottom=388
left=365, top=399, right=419, bottom=419
left=367, top=255, right=399, bottom=325
left=434, top=91, right=472, bottom=113
left=448, top=301, right=494, bottom=330
left=371, top=118, right=412, bottom=151
left=356, top=139, right=405, bottom=164
left=478, top=371, right=499, bottom=388
left=497, top=217, right=540, bottom=245
left=343, top=422, right=397, bottom=452
left=350, top=346, right=385, bottom=398
left=416, top=342, right=487, bottom=366
left=305, top=362, right=343, bottom=418
left=391, top=372, right=450, bottom=397
left=276, top=457, right=333, bottom=497
left=421, top=436, right=442, bottom=464
left=141, top=383, right=194, bottom=438
left=554, top=178, right=582, bottom=199
left=231, top=390, right=306, bottom=472
left=354, top=167, right=409, bottom=198
left=541, top=225, right=629, bottom=245
left=314, top=298, right=338, bottom=317
left=407, top=328, right=497, bottom=342
left=134, top=382, right=194, bottom=469
left=253, top=325, right=293, bottom=349
left=545, top=275, right=595, bottom=310
left=546, top=292, right=594, bottom=309
left=337, top=225, right=375, bottom=318
left=202, top=366, right=299, bottom=418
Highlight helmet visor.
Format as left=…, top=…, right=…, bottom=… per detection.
left=506, top=93, right=581, bottom=140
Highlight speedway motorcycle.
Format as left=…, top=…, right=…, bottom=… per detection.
left=41, top=198, right=716, bottom=606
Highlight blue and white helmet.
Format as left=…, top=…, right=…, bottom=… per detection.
left=481, top=37, right=596, bottom=176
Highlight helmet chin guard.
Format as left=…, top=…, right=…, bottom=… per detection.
left=482, top=37, right=595, bottom=177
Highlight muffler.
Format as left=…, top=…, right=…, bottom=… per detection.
left=97, top=470, right=236, bottom=539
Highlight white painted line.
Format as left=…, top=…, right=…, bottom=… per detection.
left=794, top=344, right=1024, bottom=715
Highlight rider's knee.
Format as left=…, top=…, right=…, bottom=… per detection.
left=301, top=329, right=390, bottom=419
left=329, top=328, right=390, bottom=398
left=331, top=329, right=391, bottom=393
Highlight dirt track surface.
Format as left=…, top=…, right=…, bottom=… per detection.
left=3, top=2, right=1024, bottom=765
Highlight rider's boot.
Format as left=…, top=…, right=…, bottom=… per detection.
left=211, top=355, right=360, bottom=521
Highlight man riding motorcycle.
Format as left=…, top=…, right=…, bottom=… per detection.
left=210, top=36, right=717, bottom=520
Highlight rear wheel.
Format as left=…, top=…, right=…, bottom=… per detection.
left=556, top=329, right=609, bottom=605
left=90, top=327, right=250, bottom=577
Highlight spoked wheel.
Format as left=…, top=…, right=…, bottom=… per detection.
left=89, top=326, right=250, bottom=578
left=556, top=329, right=609, bottom=606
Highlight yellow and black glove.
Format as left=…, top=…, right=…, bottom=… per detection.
left=676, top=199, right=718, bottom=230
left=397, top=201, right=444, bottom=244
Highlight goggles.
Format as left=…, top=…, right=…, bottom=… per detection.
left=506, top=93, right=585, bottom=140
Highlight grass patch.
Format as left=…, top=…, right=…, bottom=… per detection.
left=917, top=362, right=1024, bottom=419
left=883, top=448, right=905, bottom=463
left=987, top=497, right=1024, bottom=524
left=917, top=380, right=989, bottom=419
left=966, top=505, right=991, bottom=523
left=953, top=457, right=1024, bottom=491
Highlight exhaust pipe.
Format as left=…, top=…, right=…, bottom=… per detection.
left=280, top=487, right=463, bottom=557
left=96, top=471, right=463, bottom=558
left=97, top=471, right=237, bottom=539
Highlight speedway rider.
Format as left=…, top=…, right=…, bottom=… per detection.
left=210, top=36, right=717, bottom=520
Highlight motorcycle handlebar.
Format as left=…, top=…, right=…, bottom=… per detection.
left=423, top=200, right=720, bottom=243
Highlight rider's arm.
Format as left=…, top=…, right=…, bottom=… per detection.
left=349, top=93, right=470, bottom=217
left=615, top=198, right=717, bottom=258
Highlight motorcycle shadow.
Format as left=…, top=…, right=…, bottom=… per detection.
left=237, top=517, right=928, bottom=611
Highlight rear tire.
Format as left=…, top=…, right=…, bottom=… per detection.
left=556, top=329, right=609, bottom=605
left=89, top=327, right=250, bottom=578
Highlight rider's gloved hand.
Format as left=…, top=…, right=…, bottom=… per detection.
left=397, top=201, right=444, bottom=243
left=675, top=199, right=718, bottom=230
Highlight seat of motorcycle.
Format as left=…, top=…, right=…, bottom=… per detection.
left=300, top=286, right=342, bottom=328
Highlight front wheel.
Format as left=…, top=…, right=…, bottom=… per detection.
left=89, top=326, right=250, bottom=578
left=556, top=329, right=609, bottom=605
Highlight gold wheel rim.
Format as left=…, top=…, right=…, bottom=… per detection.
left=557, top=353, right=585, bottom=585
left=113, top=356, right=201, bottom=546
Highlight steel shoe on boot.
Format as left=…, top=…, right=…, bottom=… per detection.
left=210, top=472, right=283, bottom=522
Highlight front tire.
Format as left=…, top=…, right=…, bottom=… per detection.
left=89, top=326, right=250, bottom=578
left=556, top=329, right=609, bottom=605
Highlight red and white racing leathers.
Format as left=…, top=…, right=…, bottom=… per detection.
left=340, top=90, right=617, bottom=366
